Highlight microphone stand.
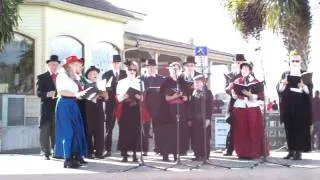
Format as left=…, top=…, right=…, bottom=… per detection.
left=123, top=77, right=165, bottom=172
left=164, top=70, right=197, bottom=171
left=251, top=46, right=290, bottom=168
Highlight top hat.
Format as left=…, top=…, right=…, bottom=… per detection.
left=113, top=55, right=122, bottom=63
left=46, top=55, right=61, bottom=64
left=235, top=54, right=246, bottom=62
left=63, top=55, right=83, bottom=67
left=183, top=56, right=197, bottom=65
left=85, top=66, right=100, bottom=78
left=145, top=59, right=157, bottom=66
left=240, top=62, right=253, bottom=71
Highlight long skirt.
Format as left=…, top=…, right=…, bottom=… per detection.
left=54, top=97, right=88, bottom=159
left=233, top=107, right=269, bottom=159
left=157, top=104, right=189, bottom=155
left=118, top=102, right=140, bottom=153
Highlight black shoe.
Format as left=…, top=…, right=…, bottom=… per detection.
left=132, top=155, right=138, bottom=162
left=103, top=151, right=111, bottom=157
left=293, top=151, right=302, bottom=160
left=121, top=157, right=128, bottom=162
left=283, top=151, right=294, bottom=159
left=223, top=153, right=232, bottom=156
left=95, top=155, right=104, bottom=159
left=64, top=160, right=80, bottom=168
left=162, top=155, right=169, bottom=162
left=173, top=154, right=177, bottom=161
left=44, top=155, right=50, bottom=160
left=87, top=154, right=94, bottom=159
left=143, top=152, right=148, bottom=156
left=78, top=158, right=88, bottom=165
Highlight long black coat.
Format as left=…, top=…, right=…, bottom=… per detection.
left=36, top=72, right=57, bottom=127
left=277, top=70, right=313, bottom=151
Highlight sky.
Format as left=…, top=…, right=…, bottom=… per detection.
left=109, top=0, right=320, bottom=99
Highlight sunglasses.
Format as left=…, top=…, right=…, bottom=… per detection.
left=291, top=60, right=300, bottom=63
left=128, top=68, right=137, bottom=72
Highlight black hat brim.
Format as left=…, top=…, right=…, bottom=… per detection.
left=46, top=59, right=61, bottom=64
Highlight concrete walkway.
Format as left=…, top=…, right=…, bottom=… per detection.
left=1, top=151, right=320, bottom=180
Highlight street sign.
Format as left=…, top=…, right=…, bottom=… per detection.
left=195, top=46, right=209, bottom=73
left=195, top=46, right=208, bottom=56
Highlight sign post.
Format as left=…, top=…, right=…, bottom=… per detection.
left=194, top=46, right=208, bottom=74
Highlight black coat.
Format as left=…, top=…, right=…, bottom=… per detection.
left=102, top=69, right=127, bottom=112
left=277, top=70, right=313, bottom=151
left=36, top=71, right=57, bottom=127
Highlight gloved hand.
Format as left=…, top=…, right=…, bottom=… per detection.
left=204, top=119, right=210, bottom=128
left=75, top=87, right=92, bottom=99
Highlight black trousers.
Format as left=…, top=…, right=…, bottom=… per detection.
left=225, top=124, right=234, bottom=154
left=105, top=112, right=116, bottom=152
left=40, top=121, right=55, bottom=156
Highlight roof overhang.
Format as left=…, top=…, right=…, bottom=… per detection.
left=124, top=32, right=234, bottom=65
left=24, top=0, right=139, bottom=23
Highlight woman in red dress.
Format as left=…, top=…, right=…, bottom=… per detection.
left=230, top=62, right=269, bottom=159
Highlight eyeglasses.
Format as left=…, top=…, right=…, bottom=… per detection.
left=128, top=68, right=137, bottom=72
left=291, top=60, right=300, bottom=63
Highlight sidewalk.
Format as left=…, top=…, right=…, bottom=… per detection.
left=1, top=151, right=320, bottom=180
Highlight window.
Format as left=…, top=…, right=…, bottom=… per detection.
left=92, top=42, right=119, bottom=73
left=0, top=33, right=35, bottom=95
left=50, top=36, right=84, bottom=61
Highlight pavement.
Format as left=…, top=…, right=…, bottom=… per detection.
left=1, top=151, right=320, bottom=180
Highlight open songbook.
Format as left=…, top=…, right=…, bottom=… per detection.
left=81, top=77, right=113, bottom=101
left=126, top=87, right=141, bottom=98
left=287, top=72, right=312, bottom=88
left=233, top=81, right=264, bottom=97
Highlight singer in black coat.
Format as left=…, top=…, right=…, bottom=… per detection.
left=37, top=71, right=57, bottom=157
left=102, top=69, right=127, bottom=154
left=189, top=87, right=213, bottom=160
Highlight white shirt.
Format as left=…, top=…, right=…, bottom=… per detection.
left=116, top=77, right=144, bottom=102
left=56, top=68, right=79, bottom=94
left=233, top=94, right=261, bottom=108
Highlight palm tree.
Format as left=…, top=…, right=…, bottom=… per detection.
left=0, top=0, right=23, bottom=51
left=224, top=0, right=312, bottom=69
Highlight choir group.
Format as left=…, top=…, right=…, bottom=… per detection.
left=37, top=50, right=313, bottom=168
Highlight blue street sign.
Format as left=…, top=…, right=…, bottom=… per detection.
left=195, top=46, right=208, bottom=56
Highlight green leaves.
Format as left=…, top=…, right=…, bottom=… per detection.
left=224, top=0, right=312, bottom=69
left=0, top=0, right=23, bottom=51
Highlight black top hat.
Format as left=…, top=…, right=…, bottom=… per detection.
left=85, top=66, right=100, bottom=78
left=240, top=62, right=253, bottom=71
left=183, top=56, right=197, bottom=65
left=145, top=59, right=157, bottom=66
left=113, top=55, right=121, bottom=63
left=46, top=55, right=60, bottom=64
left=235, top=54, right=246, bottom=62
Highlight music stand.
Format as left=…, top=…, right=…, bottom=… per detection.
left=164, top=73, right=197, bottom=171
left=122, top=78, right=165, bottom=172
